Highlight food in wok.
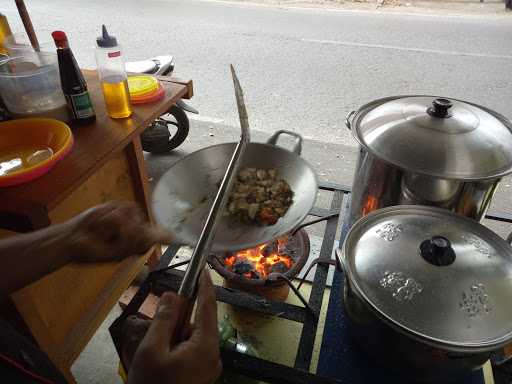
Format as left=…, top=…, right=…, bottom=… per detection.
left=225, top=167, right=293, bottom=226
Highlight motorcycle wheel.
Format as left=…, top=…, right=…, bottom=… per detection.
left=141, top=105, right=190, bottom=153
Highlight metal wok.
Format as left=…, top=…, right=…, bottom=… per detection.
left=152, top=130, right=318, bottom=252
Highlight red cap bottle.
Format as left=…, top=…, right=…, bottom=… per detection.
left=52, top=30, right=95, bottom=125
left=51, top=31, right=69, bottom=49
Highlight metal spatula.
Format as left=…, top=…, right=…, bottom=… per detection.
left=172, top=65, right=251, bottom=341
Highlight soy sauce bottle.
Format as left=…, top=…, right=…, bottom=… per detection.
left=52, top=30, right=96, bottom=124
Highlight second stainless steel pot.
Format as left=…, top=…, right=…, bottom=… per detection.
left=338, top=206, right=512, bottom=383
left=347, top=96, right=512, bottom=224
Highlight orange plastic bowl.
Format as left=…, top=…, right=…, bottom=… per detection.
left=0, top=118, right=74, bottom=187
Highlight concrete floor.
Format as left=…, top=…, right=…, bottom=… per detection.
left=72, top=307, right=123, bottom=384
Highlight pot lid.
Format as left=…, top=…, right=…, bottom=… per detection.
left=352, top=96, right=512, bottom=180
left=343, top=206, right=512, bottom=351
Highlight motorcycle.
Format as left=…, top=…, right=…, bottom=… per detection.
left=125, top=55, right=198, bottom=153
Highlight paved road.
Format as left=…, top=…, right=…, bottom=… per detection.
left=4, top=0, right=512, bottom=146
left=4, top=0, right=512, bottom=220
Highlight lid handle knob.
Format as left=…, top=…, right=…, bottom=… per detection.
left=420, top=236, right=456, bottom=266
left=427, top=98, right=453, bottom=118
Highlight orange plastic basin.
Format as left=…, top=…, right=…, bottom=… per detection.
left=0, top=118, right=73, bottom=187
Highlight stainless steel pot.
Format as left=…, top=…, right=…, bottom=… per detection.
left=338, top=206, right=512, bottom=383
left=347, top=96, right=512, bottom=224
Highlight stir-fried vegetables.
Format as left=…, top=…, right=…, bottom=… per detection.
left=225, top=168, right=293, bottom=225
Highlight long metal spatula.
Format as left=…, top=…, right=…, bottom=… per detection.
left=171, top=65, right=251, bottom=342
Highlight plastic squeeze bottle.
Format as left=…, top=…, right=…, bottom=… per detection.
left=95, top=25, right=132, bottom=118
left=0, top=13, right=13, bottom=55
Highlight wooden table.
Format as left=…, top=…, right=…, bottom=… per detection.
left=0, top=69, right=192, bottom=383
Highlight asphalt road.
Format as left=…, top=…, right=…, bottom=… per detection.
left=3, top=0, right=512, bottom=222
left=4, top=0, right=512, bottom=145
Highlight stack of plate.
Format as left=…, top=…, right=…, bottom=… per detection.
left=128, top=75, right=165, bottom=104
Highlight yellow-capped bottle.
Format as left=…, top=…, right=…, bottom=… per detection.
left=0, top=13, right=13, bottom=55
left=95, top=25, right=132, bottom=119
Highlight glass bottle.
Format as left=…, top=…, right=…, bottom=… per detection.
left=52, top=31, right=95, bottom=124
left=95, top=25, right=132, bottom=119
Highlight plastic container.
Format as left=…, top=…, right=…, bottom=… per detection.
left=95, top=25, right=132, bottom=118
left=4, top=31, right=55, bottom=55
left=128, top=75, right=165, bottom=104
left=128, top=75, right=159, bottom=97
left=0, top=13, right=13, bottom=55
left=0, top=52, right=69, bottom=121
left=130, top=85, right=165, bottom=105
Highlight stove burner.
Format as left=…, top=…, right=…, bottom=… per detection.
left=208, top=228, right=310, bottom=288
left=224, top=236, right=292, bottom=278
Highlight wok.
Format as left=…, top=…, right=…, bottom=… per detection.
left=153, top=130, right=318, bottom=252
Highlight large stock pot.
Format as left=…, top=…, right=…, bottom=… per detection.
left=346, top=96, right=512, bottom=224
left=338, top=206, right=512, bottom=383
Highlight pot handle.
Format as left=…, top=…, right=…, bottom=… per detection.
left=345, top=110, right=356, bottom=130
left=267, top=130, right=303, bottom=155
left=335, top=248, right=346, bottom=272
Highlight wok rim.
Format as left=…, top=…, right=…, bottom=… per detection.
left=152, top=141, right=319, bottom=253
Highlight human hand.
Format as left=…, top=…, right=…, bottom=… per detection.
left=63, top=201, right=171, bottom=263
left=127, top=271, right=222, bottom=384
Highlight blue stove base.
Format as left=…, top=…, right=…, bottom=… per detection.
left=317, top=270, right=485, bottom=384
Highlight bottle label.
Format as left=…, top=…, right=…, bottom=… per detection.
left=108, top=51, right=121, bottom=58
left=68, top=91, right=95, bottom=119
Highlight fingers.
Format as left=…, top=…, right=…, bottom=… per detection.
left=175, top=270, right=221, bottom=383
left=132, top=226, right=173, bottom=256
left=98, top=202, right=171, bottom=248
left=85, top=202, right=141, bottom=242
left=69, top=201, right=174, bottom=263
left=191, top=270, right=218, bottom=345
left=132, top=224, right=170, bottom=248
left=141, top=292, right=180, bottom=352
left=128, top=286, right=222, bottom=384
left=82, top=202, right=119, bottom=230
left=145, top=227, right=173, bottom=246
left=121, top=316, right=151, bottom=368
left=83, top=201, right=171, bottom=259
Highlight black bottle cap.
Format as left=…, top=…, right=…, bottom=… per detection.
left=96, top=25, right=118, bottom=48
